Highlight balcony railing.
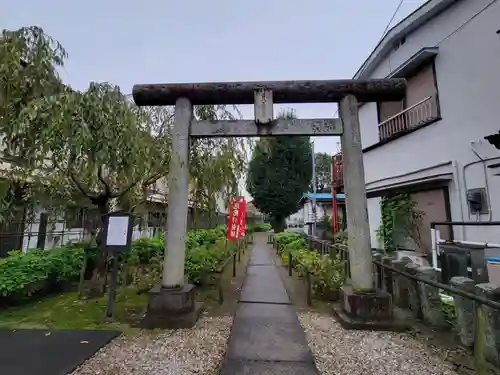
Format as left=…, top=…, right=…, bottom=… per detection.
left=378, top=95, right=439, bottom=141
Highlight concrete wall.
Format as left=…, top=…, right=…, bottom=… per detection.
left=360, top=0, right=500, bottom=244
left=367, top=197, right=383, bottom=249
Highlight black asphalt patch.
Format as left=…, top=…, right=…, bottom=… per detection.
left=0, top=329, right=120, bottom=375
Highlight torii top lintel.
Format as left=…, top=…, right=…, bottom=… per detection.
left=132, top=78, right=406, bottom=106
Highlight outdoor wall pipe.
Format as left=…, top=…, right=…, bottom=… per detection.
left=431, top=221, right=500, bottom=228
left=431, top=228, right=440, bottom=269
left=438, top=239, right=500, bottom=248
left=452, top=160, right=466, bottom=240
left=430, top=221, right=500, bottom=269
left=468, top=142, right=493, bottom=221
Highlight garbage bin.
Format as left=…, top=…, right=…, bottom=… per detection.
left=486, top=257, right=500, bottom=284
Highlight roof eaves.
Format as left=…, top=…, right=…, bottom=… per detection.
left=353, top=0, right=460, bottom=80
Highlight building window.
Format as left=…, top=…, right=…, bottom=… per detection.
left=65, top=208, right=100, bottom=230
left=377, top=62, right=440, bottom=141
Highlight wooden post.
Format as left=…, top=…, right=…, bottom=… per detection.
left=306, top=272, right=312, bottom=306
left=232, top=249, right=237, bottom=277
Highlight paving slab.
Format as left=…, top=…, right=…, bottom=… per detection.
left=248, top=245, right=275, bottom=265
left=220, top=242, right=318, bottom=375
left=239, top=265, right=290, bottom=304
left=227, top=303, right=314, bottom=362
left=0, top=329, right=119, bottom=375
left=220, top=359, right=319, bottom=375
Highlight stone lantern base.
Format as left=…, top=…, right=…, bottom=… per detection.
left=332, top=285, right=406, bottom=331
left=140, top=284, right=203, bottom=329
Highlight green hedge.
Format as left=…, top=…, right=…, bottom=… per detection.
left=274, top=232, right=345, bottom=299
left=0, top=247, right=85, bottom=299
left=0, top=225, right=246, bottom=301
left=247, top=223, right=272, bottom=232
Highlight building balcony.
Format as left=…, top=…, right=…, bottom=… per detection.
left=378, top=95, right=439, bottom=141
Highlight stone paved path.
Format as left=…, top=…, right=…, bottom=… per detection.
left=220, top=243, right=319, bottom=375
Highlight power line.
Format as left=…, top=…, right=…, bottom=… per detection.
left=333, top=1, right=405, bottom=116
left=358, top=0, right=405, bottom=77
left=436, top=0, right=498, bottom=46
left=380, top=0, right=405, bottom=40
left=331, top=2, right=404, bottom=150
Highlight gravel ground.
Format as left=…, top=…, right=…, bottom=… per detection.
left=71, top=316, right=233, bottom=375
left=298, top=312, right=458, bottom=375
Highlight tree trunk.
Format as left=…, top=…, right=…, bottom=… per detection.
left=91, top=199, right=110, bottom=282
left=271, top=216, right=286, bottom=233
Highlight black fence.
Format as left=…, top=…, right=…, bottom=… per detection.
left=0, top=207, right=262, bottom=257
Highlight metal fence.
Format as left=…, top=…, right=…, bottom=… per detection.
left=0, top=207, right=261, bottom=257
left=269, top=231, right=500, bottom=370
left=0, top=209, right=225, bottom=256
left=0, top=215, right=165, bottom=257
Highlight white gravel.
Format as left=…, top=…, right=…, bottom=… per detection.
left=298, top=312, right=458, bottom=375
left=71, top=316, right=233, bottom=375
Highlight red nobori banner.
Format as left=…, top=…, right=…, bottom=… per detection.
left=238, top=198, right=247, bottom=238
left=227, top=196, right=246, bottom=241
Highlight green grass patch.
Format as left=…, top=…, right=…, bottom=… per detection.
left=0, top=287, right=147, bottom=333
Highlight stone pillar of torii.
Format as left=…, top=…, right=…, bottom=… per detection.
left=132, top=79, right=406, bottom=329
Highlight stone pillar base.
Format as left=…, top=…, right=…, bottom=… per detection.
left=332, top=285, right=406, bottom=331
left=140, top=284, right=203, bottom=329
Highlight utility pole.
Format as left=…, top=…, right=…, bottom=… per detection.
left=311, top=139, right=317, bottom=237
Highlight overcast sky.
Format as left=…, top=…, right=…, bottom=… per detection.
left=2, top=0, right=427, bottom=149
left=2, top=0, right=427, bottom=197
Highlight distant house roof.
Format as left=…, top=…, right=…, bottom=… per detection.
left=246, top=201, right=264, bottom=217
left=298, top=192, right=345, bottom=206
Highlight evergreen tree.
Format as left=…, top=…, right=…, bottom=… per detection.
left=247, top=109, right=312, bottom=232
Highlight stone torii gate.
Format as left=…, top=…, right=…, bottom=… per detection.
left=133, top=79, right=406, bottom=328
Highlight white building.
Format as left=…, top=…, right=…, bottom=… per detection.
left=298, top=193, right=346, bottom=235
left=286, top=208, right=304, bottom=227
left=356, top=0, right=500, bottom=252
left=0, top=171, right=230, bottom=255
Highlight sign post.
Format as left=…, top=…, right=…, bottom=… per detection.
left=102, top=211, right=134, bottom=320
